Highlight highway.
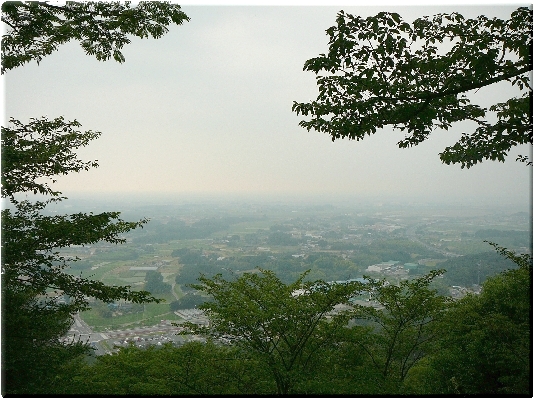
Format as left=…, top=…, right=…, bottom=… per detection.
left=66, top=314, right=187, bottom=355
left=65, top=314, right=110, bottom=355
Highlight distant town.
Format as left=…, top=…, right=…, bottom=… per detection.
left=55, top=198, right=530, bottom=355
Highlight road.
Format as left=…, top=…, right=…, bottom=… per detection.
left=171, top=281, right=180, bottom=300
left=65, top=314, right=110, bottom=355
left=66, top=313, right=186, bottom=355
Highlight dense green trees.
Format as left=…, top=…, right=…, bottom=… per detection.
left=437, top=249, right=518, bottom=286
left=171, top=239, right=444, bottom=288
left=353, top=270, right=451, bottom=387
left=1, top=118, right=161, bottom=394
left=42, top=248, right=531, bottom=395
left=427, top=245, right=532, bottom=395
left=144, top=270, right=171, bottom=294
left=61, top=342, right=273, bottom=395
left=474, top=229, right=532, bottom=248
left=172, top=247, right=203, bottom=264
left=3, top=3, right=531, bottom=395
left=293, top=8, right=532, bottom=168
left=267, top=231, right=301, bottom=246
left=3, top=289, right=88, bottom=394
left=1, top=1, right=189, bottom=395
left=290, top=9, right=532, bottom=391
left=187, top=270, right=361, bottom=394
left=132, top=217, right=246, bottom=244
left=169, top=292, right=205, bottom=310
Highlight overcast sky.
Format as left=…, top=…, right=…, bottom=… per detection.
left=3, top=4, right=532, bottom=208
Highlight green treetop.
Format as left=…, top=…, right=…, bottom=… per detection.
left=186, top=269, right=363, bottom=395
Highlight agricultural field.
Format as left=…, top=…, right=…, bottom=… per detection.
left=60, top=200, right=531, bottom=330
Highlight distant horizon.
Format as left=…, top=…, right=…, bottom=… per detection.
left=5, top=5, right=532, bottom=215
left=46, top=189, right=531, bottom=211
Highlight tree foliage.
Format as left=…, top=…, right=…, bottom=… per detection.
left=0, top=117, right=161, bottom=394
left=3, top=3, right=532, bottom=395
left=60, top=342, right=273, bottom=395
left=2, top=288, right=88, bottom=394
left=353, top=270, right=451, bottom=386
left=1, top=1, right=190, bottom=72
left=144, top=270, right=171, bottom=295
left=169, top=292, right=205, bottom=310
left=30, top=258, right=531, bottom=395
left=429, top=245, right=532, bottom=394
left=185, top=270, right=362, bottom=394
left=293, top=8, right=532, bottom=168
left=1, top=117, right=160, bottom=310
left=1, top=1, right=189, bottom=395
left=1, top=116, right=100, bottom=200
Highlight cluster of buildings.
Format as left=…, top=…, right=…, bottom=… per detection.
left=450, top=285, right=481, bottom=298
left=365, top=260, right=419, bottom=275
left=174, top=309, right=209, bottom=327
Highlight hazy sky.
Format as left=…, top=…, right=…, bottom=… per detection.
left=3, top=4, right=532, bottom=207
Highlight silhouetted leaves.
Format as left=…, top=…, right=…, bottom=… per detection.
left=293, top=8, right=532, bottom=168
left=1, top=1, right=189, bottom=72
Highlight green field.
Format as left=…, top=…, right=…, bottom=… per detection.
left=68, top=204, right=530, bottom=331
left=81, top=296, right=183, bottom=330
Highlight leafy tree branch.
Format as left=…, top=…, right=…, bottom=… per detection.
left=293, top=8, right=532, bottom=168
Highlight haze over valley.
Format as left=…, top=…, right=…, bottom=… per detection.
left=3, top=3, right=531, bottom=395
left=53, top=195, right=531, bottom=355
